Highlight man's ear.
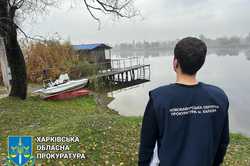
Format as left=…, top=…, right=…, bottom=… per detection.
left=173, top=58, right=178, bottom=72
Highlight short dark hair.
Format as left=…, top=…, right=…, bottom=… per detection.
left=174, top=37, right=207, bottom=75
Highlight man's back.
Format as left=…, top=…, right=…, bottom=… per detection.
left=139, top=82, right=229, bottom=166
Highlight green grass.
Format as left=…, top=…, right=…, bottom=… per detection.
left=0, top=96, right=249, bottom=166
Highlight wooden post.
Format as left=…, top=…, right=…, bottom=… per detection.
left=121, top=72, right=124, bottom=83
left=137, top=68, right=139, bottom=80
left=133, top=70, right=135, bottom=80
left=149, top=65, right=151, bottom=80
left=118, top=73, right=120, bottom=82
left=143, top=67, right=145, bottom=79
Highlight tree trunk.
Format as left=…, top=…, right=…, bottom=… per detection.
left=0, top=0, right=27, bottom=99
left=6, top=28, right=27, bottom=99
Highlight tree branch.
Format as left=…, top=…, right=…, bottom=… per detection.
left=83, top=0, right=138, bottom=28
left=83, top=0, right=101, bottom=28
left=16, top=24, right=47, bottom=42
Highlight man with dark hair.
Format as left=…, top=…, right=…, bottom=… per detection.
left=139, top=37, right=229, bottom=166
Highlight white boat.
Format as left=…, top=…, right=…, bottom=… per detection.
left=33, top=74, right=88, bottom=95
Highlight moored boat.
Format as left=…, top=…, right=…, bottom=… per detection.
left=32, top=74, right=89, bottom=99
left=33, top=78, right=88, bottom=95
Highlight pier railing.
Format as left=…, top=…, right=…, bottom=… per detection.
left=96, top=57, right=145, bottom=73
left=111, top=57, right=145, bottom=70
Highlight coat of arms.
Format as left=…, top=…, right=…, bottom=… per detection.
left=6, top=136, right=35, bottom=166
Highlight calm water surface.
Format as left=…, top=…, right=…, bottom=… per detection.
left=108, top=50, right=250, bottom=136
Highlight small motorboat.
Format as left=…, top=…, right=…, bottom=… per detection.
left=44, top=88, right=91, bottom=100
left=33, top=74, right=89, bottom=98
left=34, top=79, right=88, bottom=95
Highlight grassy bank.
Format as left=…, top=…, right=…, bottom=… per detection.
left=0, top=96, right=249, bottom=165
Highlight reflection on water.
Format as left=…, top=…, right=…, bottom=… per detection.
left=113, top=48, right=250, bottom=61
left=108, top=49, right=250, bottom=136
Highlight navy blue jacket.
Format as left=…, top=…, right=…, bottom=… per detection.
left=139, top=82, right=229, bottom=166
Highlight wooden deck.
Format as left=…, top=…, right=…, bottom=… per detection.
left=88, top=57, right=151, bottom=90
left=97, top=64, right=150, bottom=78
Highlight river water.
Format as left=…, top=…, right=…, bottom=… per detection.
left=108, top=49, right=250, bottom=136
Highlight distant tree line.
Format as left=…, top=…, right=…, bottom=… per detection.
left=114, top=40, right=177, bottom=51
left=114, top=33, right=250, bottom=51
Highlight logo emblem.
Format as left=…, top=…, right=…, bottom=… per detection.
left=7, top=136, right=35, bottom=166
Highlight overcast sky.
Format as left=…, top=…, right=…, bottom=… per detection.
left=23, top=0, right=250, bottom=44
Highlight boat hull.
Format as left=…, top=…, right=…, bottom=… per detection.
left=45, top=88, right=91, bottom=100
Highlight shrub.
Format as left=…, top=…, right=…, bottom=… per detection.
left=25, top=40, right=78, bottom=83
left=1, top=40, right=99, bottom=85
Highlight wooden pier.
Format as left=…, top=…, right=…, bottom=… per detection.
left=90, top=57, right=151, bottom=90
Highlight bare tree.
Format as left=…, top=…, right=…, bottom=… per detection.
left=0, top=0, right=138, bottom=99
left=83, top=0, right=138, bottom=25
